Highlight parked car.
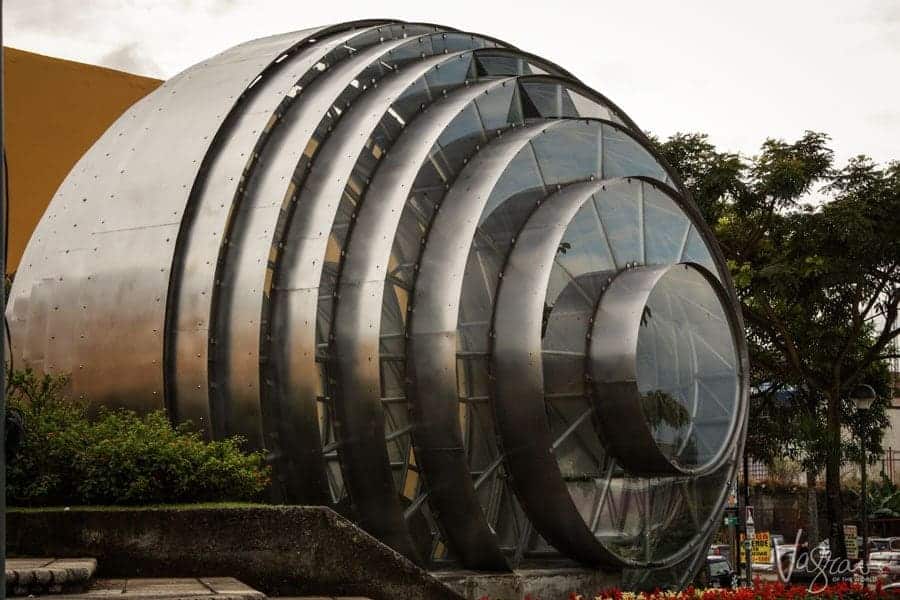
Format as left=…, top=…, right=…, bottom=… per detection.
left=868, top=552, right=900, bottom=583
left=695, top=555, right=739, bottom=589
left=868, top=538, right=893, bottom=555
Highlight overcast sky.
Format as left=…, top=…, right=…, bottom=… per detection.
left=3, top=0, right=899, bottom=167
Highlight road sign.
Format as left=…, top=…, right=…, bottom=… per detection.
left=751, top=531, right=771, bottom=564
left=746, top=507, right=755, bottom=539
left=845, top=525, right=859, bottom=560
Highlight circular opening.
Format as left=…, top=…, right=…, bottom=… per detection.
left=635, top=264, right=739, bottom=470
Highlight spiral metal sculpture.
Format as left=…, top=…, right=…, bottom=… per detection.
left=7, top=20, right=748, bottom=584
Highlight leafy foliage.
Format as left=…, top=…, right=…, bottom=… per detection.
left=6, top=369, right=270, bottom=506
left=654, top=131, right=900, bottom=559
left=845, top=476, right=900, bottom=520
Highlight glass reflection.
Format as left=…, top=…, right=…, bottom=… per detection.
left=636, top=264, right=739, bottom=469
left=370, top=84, right=638, bottom=561
left=538, top=179, right=735, bottom=564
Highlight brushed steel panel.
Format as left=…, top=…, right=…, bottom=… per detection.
left=266, top=50, right=473, bottom=534
left=172, top=27, right=368, bottom=440
left=210, top=32, right=426, bottom=451
left=491, top=180, right=627, bottom=565
left=332, top=78, right=513, bottom=570
left=9, top=26, right=333, bottom=412
left=216, top=29, right=484, bottom=503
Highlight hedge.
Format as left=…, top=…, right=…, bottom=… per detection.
left=6, top=369, right=270, bottom=506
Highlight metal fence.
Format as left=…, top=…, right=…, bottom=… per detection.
left=881, top=449, right=900, bottom=484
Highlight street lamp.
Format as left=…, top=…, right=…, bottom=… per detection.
left=851, top=383, right=877, bottom=581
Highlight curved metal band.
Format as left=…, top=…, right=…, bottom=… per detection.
left=207, top=33, right=436, bottom=457
left=210, top=31, right=494, bottom=504
left=332, top=77, right=516, bottom=569
left=407, top=121, right=553, bottom=562
left=601, top=174, right=752, bottom=481
left=265, top=49, right=474, bottom=540
left=169, top=27, right=374, bottom=441
left=8, top=24, right=352, bottom=410
left=588, top=261, right=741, bottom=476
left=527, top=178, right=741, bottom=569
left=408, top=117, right=666, bottom=566
left=329, top=74, right=634, bottom=566
left=490, top=179, right=634, bottom=566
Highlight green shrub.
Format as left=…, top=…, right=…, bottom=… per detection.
left=6, top=369, right=270, bottom=506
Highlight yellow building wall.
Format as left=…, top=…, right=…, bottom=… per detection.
left=3, top=47, right=162, bottom=273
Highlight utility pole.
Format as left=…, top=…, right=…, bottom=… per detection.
left=742, top=446, right=752, bottom=585
left=745, top=507, right=755, bottom=586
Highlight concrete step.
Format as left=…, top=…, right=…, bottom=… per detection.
left=61, top=577, right=265, bottom=600
left=6, top=558, right=97, bottom=596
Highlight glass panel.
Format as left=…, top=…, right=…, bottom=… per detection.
left=423, top=53, right=475, bottom=95
left=643, top=183, right=691, bottom=266
left=531, top=124, right=603, bottom=184
left=473, top=82, right=518, bottom=132
left=550, top=200, right=617, bottom=304
left=602, top=123, right=668, bottom=181
left=570, top=90, right=617, bottom=123
left=681, top=225, right=719, bottom=276
left=594, top=180, right=643, bottom=268
left=433, top=33, right=492, bottom=53
left=636, top=265, right=739, bottom=468
left=520, top=81, right=579, bottom=118
left=483, top=145, right=545, bottom=219
left=475, top=52, right=533, bottom=76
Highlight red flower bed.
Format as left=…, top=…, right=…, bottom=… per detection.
left=594, top=581, right=890, bottom=600
left=480, top=579, right=894, bottom=600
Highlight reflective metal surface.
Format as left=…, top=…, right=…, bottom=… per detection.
left=12, top=25, right=338, bottom=410
left=210, top=26, right=461, bottom=502
left=8, top=19, right=749, bottom=584
left=589, top=263, right=741, bottom=476
left=267, top=50, right=485, bottom=550
left=333, top=77, right=515, bottom=566
left=176, top=26, right=374, bottom=444
left=261, top=32, right=505, bottom=509
left=491, top=179, right=622, bottom=565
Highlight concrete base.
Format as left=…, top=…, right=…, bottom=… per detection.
left=433, top=567, right=619, bottom=600
left=6, top=506, right=458, bottom=600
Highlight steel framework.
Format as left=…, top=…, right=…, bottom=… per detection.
left=7, top=20, right=749, bottom=587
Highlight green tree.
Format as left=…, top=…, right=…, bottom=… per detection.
left=655, top=132, right=900, bottom=559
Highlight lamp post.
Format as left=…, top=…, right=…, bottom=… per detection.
left=851, top=383, right=877, bottom=582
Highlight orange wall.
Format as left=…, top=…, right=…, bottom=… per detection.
left=3, top=47, right=162, bottom=273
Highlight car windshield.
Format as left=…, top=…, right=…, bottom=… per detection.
left=710, top=560, right=731, bottom=577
